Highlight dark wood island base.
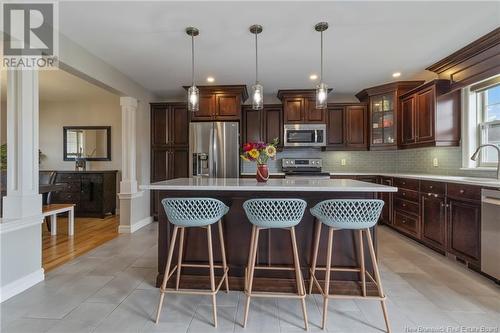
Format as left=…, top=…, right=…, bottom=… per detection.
left=154, top=189, right=386, bottom=295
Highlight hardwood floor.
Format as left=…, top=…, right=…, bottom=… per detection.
left=42, top=215, right=119, bottom=272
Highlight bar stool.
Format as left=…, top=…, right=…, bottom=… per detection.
left=155, top=198, right=230, bottom=327
left=309, top=199, right=390, bottom=332
left=242, top=199, right=308, bottom=330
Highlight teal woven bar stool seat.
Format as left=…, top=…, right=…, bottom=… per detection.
left=155, top=198, right=230, bottom=328
left=241, top=198, right=309, bottom=331
left=162, top=197, right=229, bottom=227
left=308, top=199, right=391, bottom=332
left=310, top=199, right=384, bottom=230
left=243, top=198, right=307, bottom=228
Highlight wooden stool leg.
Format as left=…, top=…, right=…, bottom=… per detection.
left=245, top=225, right=256, bottom=288
left=155, top=226, right=179, bottom=324
left=358, top=229, right=366, bottom=297
left=50, top=214, right=57, bottom=236
left=308, top=219, right=322, bottom=294
left=218, top=220, right=230, bottom=293
left=243, top=226, right=259, bottom=328
left=290, top=227, right=309, bottom=331
left=175, top=227, right=185, bottom=290
left=68, top=209, right=74, bottom=236
left=322, top=227, right=334, bottom=330
left=207, top=225, right=218, bottom=328
left=365, top=228, right=391, bottom=333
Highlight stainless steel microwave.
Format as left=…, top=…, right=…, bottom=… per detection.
left=283, top=124, right=326, bottom=147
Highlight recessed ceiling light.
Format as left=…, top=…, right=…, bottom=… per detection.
left=392, top=72, right=401, bottom=78
left=309, top=74, right=318, bottom=80
left=206, top=76, right=215, bottom=83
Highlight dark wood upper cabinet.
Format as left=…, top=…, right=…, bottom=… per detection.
left=326, top=106, right=344, bottom=147
left=263, top=105, right=283, bottom=146
left=324, top=103, right=367, bottom=150
left=416, top=87, right=435, bottom=143
left=401, top=95, right=416, bottom=145
left=151, top=104, right=169, bottom=146
left=277, top=89, right=326, bottom=124
left=195, top=94, right=216, bottom=120
left=356, top=81, right=424, bottom=150
left=304, top=98, right=326, bottom=123
left=345, top=105, right=367, bottom=147
left=399, top=80, right=460, bottom=149
left=283, top=98, right=303, bottom=123
left=242, top=104, right=283, bottom=147
left=171, top=104, right=189, bottom=146
left=187, top=85, right=248, bottom=121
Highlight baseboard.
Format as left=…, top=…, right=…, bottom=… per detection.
left=0, top=268, right=44, bottom=303
left=118, top=216, right=153, bottom=234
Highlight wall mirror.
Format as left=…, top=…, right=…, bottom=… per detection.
left=63, top=126, right=111, bottom=161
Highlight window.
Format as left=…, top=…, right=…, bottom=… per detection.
left=476, top=83, right=500, bottom=166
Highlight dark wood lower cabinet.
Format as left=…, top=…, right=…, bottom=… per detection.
left=420, top=194, right=446, bottom=250
left=51, top=171, right=117, bottom=218
left=447, top=198, right=481, bottom=264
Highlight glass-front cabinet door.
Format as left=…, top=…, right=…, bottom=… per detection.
left=370, top=92, right=396, bottom=147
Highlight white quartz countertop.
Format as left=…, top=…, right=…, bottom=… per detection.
left=240, top=172, right=500, bottom=188
left=140, top=178, right=398, bottom=192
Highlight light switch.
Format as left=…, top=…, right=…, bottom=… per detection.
left=341, top=159, right=346, bottom=166
left=433, top=158, right=439, bottom=167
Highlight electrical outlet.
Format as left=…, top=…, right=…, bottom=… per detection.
left=341, top=159, right=346, bottom=166
left=433, top=158, right=439, bottom=167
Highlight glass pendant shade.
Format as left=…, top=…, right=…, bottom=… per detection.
left=251, top=83, right=263, bottom=110
left=187, top=85, right=199, bottom=112
left=316, top=82, right=328, bottom=109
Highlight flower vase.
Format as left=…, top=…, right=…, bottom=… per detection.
left=256, top=164, right=269, bottom=182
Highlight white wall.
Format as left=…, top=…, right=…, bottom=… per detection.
left=39, top=99, right=121, bottom=171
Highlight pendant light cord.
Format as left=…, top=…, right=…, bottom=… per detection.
left=320, top=30, right=323, bottom=82
left=255, top=32, right=258, bottom=83
left=191, top=34, right=195, bottom=86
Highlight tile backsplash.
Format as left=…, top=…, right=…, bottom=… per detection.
left=241, top=146, right=497, bottom=178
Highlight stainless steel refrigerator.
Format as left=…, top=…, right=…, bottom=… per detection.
left=189, top=122, right=239, bottom=178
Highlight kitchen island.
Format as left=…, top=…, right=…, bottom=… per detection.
left=141, top=178, right=397, bottom=293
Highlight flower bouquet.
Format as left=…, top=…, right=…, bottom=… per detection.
left=240, top=138, right=278, bottom=182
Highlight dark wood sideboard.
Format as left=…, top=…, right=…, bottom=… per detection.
left=49, top=170, right=118, bottom=218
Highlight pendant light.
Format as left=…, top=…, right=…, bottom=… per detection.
left=186, top=27, right=200, bottom=112
left=250, top=24, right=263, bottom=110
left=315, top=22, right=329, bottom=109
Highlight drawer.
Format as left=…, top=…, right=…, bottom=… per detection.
left=395, top=188, right=419, bottom=202
left=394, top=198, right=419, bottom=216
left=447, top=183, right=481, bottom=201
left=64, top=182, right=81, bottom=192
left=394, top=178, right=419, bottom=191
left=52, top=191, right=80, bottom=203
left=393, top=211, right=419, bottom=238
left=420, top=180, right=445, bottom=196
left=56, top=173, right=81, bottom=182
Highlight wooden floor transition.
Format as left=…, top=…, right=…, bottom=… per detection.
left=42, top=215, right=119, bottom=272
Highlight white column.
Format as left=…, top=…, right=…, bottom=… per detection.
left=2, top=70, right=42, bottom=219
left=119, top=96, right=138, bottom=194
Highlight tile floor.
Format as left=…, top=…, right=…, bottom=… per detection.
left=1, top=223, right=499, bottom=333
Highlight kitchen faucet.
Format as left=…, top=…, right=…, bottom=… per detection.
left=470, top=144, right=500, bottom=180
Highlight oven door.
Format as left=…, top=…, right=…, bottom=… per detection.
left=283, top=124, right=326, bottom=147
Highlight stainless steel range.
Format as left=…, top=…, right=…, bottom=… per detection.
left=282, top=158, right=330, bottom=179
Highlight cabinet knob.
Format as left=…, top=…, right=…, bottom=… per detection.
left=459, top=189, right=465, bottom=194
left=434, top=194, right=438, bottom=198
left=441, top=203, right=445, bottom=207
left=402, top=219, right=407, bottom=224
left=402, top=192, right=406, bottom=196
left=429, top=185, right=433, bottom=189
left=402, top=203, right=406, bottom=207
left=428, top=193, right=432, bottom=196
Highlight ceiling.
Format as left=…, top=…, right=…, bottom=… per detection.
left=31, top=1, right=500, bottom=100
left=1, top=69, right=119, bottom=103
